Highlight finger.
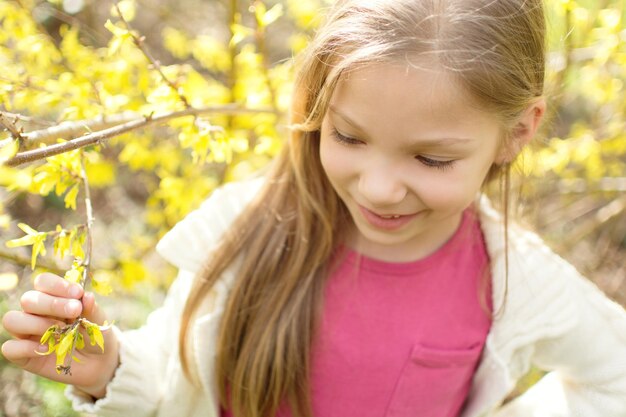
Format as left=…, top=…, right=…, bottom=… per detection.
left=34, top=273, right=83, bottom=299
left=1, top=338, right=49, bottom=368
left=2, top=311, right=63, bottom=339
left=81, top=292, right=106, bottom=325
left=21, top=291, right=83, bottom=319
left=2, top=338, right=111, bottom=389
left=1, top=338, right=78, bottom=384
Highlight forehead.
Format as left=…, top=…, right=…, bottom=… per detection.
left=328, top=63, right=500, bottom=137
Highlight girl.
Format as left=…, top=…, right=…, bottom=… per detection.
left=2, top=0, right=626, bottom=416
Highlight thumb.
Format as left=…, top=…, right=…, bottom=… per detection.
left=81, top=292, right=107, bottom=325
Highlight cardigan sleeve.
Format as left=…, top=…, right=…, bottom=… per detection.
left=64, top=178, right=265, bottom=416
left=493, top=254, right=626, bottom=416
left=64, top=269, right=195, bottom=417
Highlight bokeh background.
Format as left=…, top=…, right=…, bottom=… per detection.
left=0, top=0, right=625, bottom=415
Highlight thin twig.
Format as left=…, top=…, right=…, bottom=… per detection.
left=54, top=156, right=95, bottom=376
left=0, top=110, right=53, bottom=126
left=5, top=104, right=276, bottom=166
left=114, top=2, right=190, bottom=108
left=37, top=3, right=109, bottom=45
left=0, top=112, right=24, bottom=142
left=79, top=154, right=94, bottom=290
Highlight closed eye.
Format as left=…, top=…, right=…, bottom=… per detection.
left=330, top=128, right=455, bottom=170
left=416, top=155, right=456, bottom=171
left=330, top=129, right=363, bottom=145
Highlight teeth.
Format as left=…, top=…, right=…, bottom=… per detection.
left=380, top=215, right=401, bottom=219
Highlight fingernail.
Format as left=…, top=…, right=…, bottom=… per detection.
left=69, top=286, right=82, bottom=299
left=65, top=299, right=82, bottom=316
left=37, top=344, right=49, bottom=353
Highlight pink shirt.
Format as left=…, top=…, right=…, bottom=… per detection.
left=222, top=208, right=492, bottom=417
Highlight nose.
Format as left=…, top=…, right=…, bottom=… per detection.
left=358, top=164, right=407, bottom=207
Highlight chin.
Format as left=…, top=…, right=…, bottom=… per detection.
left=358, top=227, right=411, bottom=246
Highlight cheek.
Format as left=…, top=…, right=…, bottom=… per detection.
left=419, top=183, right=469, bottom=208
left=319, top=136, right=351, bottom=185
left=410, top=168, right=486, bottom=209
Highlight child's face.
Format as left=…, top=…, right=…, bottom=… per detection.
left=319, top=63, right=504, bottom=262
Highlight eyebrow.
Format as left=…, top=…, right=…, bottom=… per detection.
left=328, top=105, right=475, bottom=147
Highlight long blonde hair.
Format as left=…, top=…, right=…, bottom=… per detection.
left=179, top=1, right=546, bottom=416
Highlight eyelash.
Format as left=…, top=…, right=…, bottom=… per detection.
left=330, top=128, right=457, bottom=171
left=330, top=129, right=363, bottom=145
left=415, top=156, right=456, bottom=171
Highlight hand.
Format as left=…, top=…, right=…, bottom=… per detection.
left=1, top=273, right=120, bottom=399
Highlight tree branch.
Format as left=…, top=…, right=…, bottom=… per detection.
left=4, top=104, right=276, bottom=166
left=0, top=111, right=139, bottom=149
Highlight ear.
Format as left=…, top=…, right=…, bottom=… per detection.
left=496, top=98, right=546, bottom=164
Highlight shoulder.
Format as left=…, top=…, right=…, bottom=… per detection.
left=477, top=195, right=577, bottom=281
left=477, top=195, right=626, bottom=348
left=477, top=197, right=581, bottom=341
left=155, top=177, right=266, bottom=272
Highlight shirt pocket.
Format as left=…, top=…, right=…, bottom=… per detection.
left=385, top=343, right=483, bottom=417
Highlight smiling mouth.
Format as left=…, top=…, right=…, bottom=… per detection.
left=358, top=206, right=419, bottom=230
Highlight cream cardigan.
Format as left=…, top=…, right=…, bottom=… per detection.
left=67, top=178, right=626, bottom=417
